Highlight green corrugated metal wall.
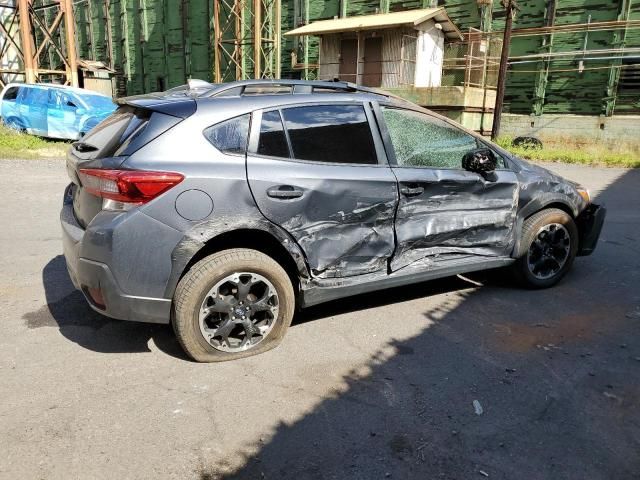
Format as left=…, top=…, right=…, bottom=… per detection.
left=73, top=0, right=639, bottom=116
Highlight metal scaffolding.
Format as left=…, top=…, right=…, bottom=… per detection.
left=0, top=0, right=78, bottom=88
left=212, top=0, right=281, bottom=82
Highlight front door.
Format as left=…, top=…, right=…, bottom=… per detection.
left=377, top=105, right=519, bottom=271
left=247, top=103, right=398, bottom=278
left=362, top=37, right=383, bottom=87
left=339, top=39, right=358, bottom=83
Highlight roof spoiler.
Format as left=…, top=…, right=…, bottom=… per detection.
left=115, top=93, right=197, bottom=119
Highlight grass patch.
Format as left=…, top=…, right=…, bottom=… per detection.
left=496, top=136, right=640, bottom=168
left=0, top=124, right=70, bottom=159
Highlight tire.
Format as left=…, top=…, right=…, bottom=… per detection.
left=172, top=248, right=295, bottom=362
left=512, top=208, right=579, bottom=289
left=4, top=117, right=25, bottom=133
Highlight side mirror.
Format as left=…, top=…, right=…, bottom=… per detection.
left=462, top=148, right=498, bottom=175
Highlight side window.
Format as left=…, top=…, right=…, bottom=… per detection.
left=3, top=87, right=19, bottom=101
left=257, top=110, right=290, bottom=158
left=281, top=104, right=378, bottom=165
left=382, top=107, right=480, bottom=169
left=204, top=114, right=250, bottom=155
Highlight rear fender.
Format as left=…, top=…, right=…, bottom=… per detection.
left=164, top=217, right=310, bottom=298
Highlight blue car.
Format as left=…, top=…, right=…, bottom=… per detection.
left=0, top=83, right=116, bottom=140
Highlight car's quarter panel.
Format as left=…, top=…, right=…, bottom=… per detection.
left=391, top=167, right=519, bottom=270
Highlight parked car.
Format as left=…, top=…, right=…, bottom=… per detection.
left=0, top=83, right=116, bottom=140
left=61, top=79, right=606, bottom=362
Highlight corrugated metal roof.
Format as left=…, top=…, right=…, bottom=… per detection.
left=284, top=8, right=463, bottom=40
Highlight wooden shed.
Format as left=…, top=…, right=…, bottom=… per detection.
left=285, top=8, right=462, bottom=89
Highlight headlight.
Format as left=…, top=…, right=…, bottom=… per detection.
left=577, top=187, right=591, bottom=204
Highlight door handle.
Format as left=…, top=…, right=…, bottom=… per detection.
left=267, top=185, right=304, bottom=199
left=400, top=186, right=425, bottom=197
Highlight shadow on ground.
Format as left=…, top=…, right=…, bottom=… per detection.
left=201, top=169, right=640, bottom=480
left=22, top=255, right=188, bottom=359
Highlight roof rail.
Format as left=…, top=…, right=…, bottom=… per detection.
left=200, top=79, right=395, bottom=99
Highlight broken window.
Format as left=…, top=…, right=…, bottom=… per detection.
left=382, top=107, right=479, bottom=169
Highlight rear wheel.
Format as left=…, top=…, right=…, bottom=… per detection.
left=512, top=208, right=578, bottom=289
left=172, top=248, right=295, bottom=362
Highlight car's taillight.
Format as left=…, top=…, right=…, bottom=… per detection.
left=78, top=169, right=184, bottom=209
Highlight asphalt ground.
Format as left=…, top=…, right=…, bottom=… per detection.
left=0, top=158, right=638, bottom=480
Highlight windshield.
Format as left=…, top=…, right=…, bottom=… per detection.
left=79, top=94, right=116, bottom=111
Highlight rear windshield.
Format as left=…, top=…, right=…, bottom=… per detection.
left=80, top=94, right=115, bottom=111
left=74, top=106, right=150, bottom=159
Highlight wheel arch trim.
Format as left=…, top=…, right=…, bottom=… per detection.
left=164, top=218, right=310, bottom=299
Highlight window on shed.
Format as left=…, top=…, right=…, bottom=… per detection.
left=257, top=110, right=290, bottom=158
left=281, top=104, right=377, bottom=165
left=204, top=114, right=250, bottom=155
left=2, top=87, right=19, bottom=101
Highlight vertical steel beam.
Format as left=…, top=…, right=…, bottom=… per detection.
left=105, top=0, right=114, bottom=69
left=604, top=0, right=631, bottom=116
left=532, top=0, right=556, bottom=116
left=60, top=0, right=79, bottom=86
left=17, top=0, right=36, bottom=83
left=340, top=0, right=347, bottom=18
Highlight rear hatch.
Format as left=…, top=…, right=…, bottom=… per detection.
left=67, top=93, right=196, bottom=228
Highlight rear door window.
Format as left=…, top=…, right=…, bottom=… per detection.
left=204, top=114, right=250, bottom=155
left=257, top=110, right=290, bottom=158
left=280, top=104, right=378, bottom=165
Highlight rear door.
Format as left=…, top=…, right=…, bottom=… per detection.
left=376, top=105, right=519, bottom=271
left=22, top=87, right=48, bottom=135
left=246, top=102, right=398, bottom=278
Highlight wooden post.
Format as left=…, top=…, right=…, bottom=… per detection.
left=17, top=0, right=36, bottom=83
left=491, top=0, right=516, bottom=140
left=213, top=0, right=221, bottom=82
left=274, top=0, right=281, bottom=78
left=253, top=0, right=261, bottom=78
left=60, top=0, right=79, bottom=86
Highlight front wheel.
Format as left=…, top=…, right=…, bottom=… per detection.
left=172, top=248, right=295, bottom=362
left=512, top=208, right=579, bottom=289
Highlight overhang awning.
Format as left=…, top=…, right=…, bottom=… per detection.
left=285, top=8, right=463, bottom=41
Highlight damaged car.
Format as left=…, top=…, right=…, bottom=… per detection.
left=60, top=80, right=606, bottom=362
left=0, top=83, right=116, bottom=140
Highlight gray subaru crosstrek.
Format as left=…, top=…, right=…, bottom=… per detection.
left=61, top=80, right=606, bottom=362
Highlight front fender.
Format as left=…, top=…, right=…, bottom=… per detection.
left=512, top=193, right=584, bottom=257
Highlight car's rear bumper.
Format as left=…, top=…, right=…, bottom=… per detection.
left=60, top=187, right=171, bottom=324
left=577, top=203, right=606, bottom=256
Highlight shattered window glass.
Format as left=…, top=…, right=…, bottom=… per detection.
left=204, top=114, right=250, bottom=155
left=258, top=110, right=290, bottom=158
left=382, top=107, right=479, bottom=169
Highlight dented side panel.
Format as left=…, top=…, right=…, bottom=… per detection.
left=391, top=168, right=519, bottom=271
left=247, top=155, right=399, bottom=278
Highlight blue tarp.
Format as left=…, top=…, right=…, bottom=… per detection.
left=0, top=84, right=116, bottom=140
